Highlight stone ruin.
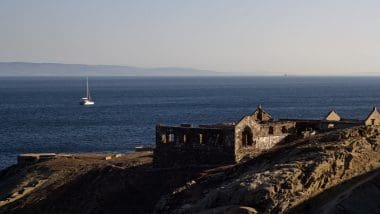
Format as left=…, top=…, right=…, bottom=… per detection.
left=154, top=106, right=380, bottom=167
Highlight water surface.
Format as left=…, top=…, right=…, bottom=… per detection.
left=1, top=76, right=379, bottom=169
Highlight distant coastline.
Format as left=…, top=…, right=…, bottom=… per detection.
left=0, top=62, right=222, bottom=77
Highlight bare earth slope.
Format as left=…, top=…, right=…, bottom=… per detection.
left=0, top=126, right=379, bottom=214
left=0, top=152, right=203, bottom=214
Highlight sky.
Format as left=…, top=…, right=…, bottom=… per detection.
left=1, top=0, right=380, bottom=75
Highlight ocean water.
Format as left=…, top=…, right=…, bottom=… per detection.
left=0, top=76, right=380, bottom=169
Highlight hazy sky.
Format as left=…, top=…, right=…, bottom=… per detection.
left=1, top=0, right=380, bottom=75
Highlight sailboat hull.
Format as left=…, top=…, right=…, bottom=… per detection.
left=80, top=100, right=95, bottom=105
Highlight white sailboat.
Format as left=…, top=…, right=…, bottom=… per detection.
left=80, top=77, right=95, bottom=105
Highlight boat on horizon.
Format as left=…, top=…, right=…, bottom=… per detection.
left=80, top=77, right=95, bottom=106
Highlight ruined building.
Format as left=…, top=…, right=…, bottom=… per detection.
left=364, top=107, right=380, bottom=125
left=154, top=106, right=380, bottom=167
left=154, top=106, right=296, bottom=166
left=319, top=107, right=380, bottom=130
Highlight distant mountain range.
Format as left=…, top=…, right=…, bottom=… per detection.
left=0, top=62, right=225, bottom=76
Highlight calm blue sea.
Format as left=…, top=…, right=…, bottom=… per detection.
left=0, top=76, right=379, bottom=169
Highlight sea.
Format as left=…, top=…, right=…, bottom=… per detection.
left=1, top=76, right=379, bottom=169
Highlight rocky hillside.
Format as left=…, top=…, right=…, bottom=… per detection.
left=157, top=126, right=380, bottom=213
left=0, top=126, right=379, bottom=214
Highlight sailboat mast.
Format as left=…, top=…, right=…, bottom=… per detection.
left=86, top=77, right=90, bottom=99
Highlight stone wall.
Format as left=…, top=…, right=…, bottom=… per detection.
left=285, top=119, right=321, bottom=134
left=324, top=110, right=341, bottom=121
left=234, top=116, right=296, bottom=161
left=364, top=108, right=380, bottom=125
left=154, top=124, right=235, bottom=167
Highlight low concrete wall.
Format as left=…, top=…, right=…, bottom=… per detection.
left=17, top=153, right=57, bottom=165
